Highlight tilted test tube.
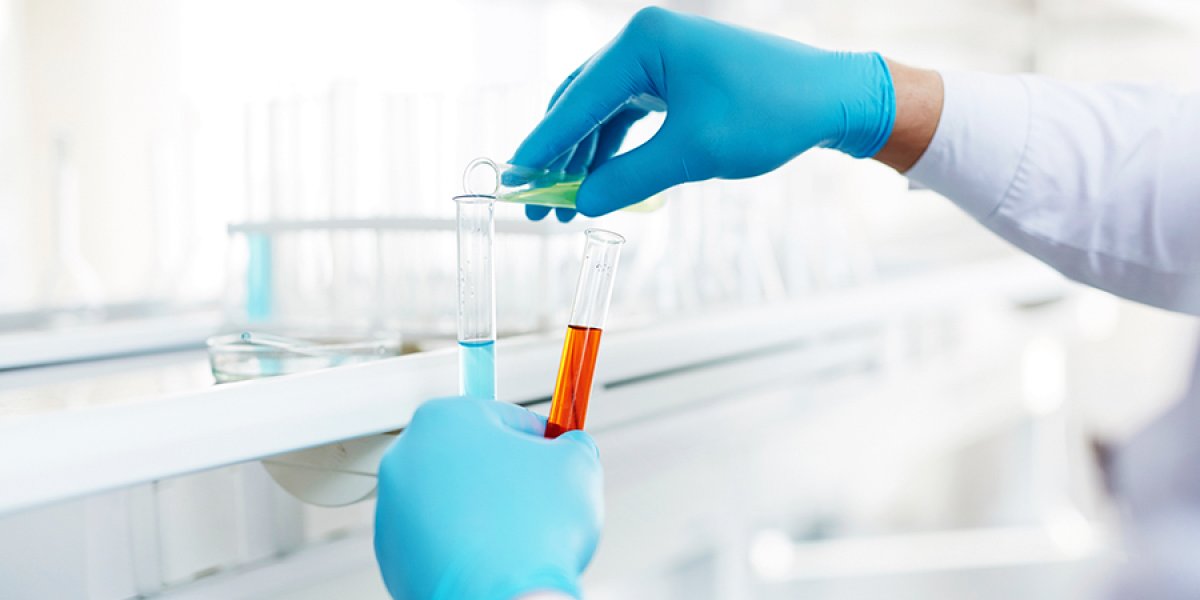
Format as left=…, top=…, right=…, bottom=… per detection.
left=545, top=228, right=626, bottom=438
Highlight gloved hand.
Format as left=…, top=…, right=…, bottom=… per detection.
left=512, top=6, right=895, bottom=222
left=374, top=397, right=603, bottom=600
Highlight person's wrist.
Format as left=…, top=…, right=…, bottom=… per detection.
left=874, top=60, right=943, bottom=172
left=825, top=51, right=896, bottom=159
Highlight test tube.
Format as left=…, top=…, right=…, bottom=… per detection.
left=463, top=157, right=665, bottom=213
left=455, top=194, right=497, bottom=399
left=545, top=228, right=626, bottom=438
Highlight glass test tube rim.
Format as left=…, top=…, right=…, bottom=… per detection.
left=566, top=228, right=626, bottom=330
left=453, top=193, right=498, bottom=205
left=454, top=192, right=496, bottom=343
left=583, top=227, right=626, bottom=246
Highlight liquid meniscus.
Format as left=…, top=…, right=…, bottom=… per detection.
left=458, top=339, right=496, bottom=400
left=545, top=325, right=603, bottom=439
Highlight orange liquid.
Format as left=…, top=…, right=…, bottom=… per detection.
left=545, top=325, right=603, bottom=439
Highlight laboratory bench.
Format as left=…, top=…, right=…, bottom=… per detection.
left=0, top=255, right=1103, bottom=599
left=0, top=255, right=1068, bottom=516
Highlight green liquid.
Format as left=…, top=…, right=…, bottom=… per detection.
left=499, top=181, right=664, bottom=213
left=505, top=180, right=581, bottom=209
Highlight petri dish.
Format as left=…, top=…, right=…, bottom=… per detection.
left=205, top=333, right=402, bottom=384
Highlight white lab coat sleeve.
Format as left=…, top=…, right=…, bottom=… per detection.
left=906, top=71, right=1200, bottom=315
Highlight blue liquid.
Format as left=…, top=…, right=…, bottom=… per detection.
left=246, top=233, right=274, bottom=322
left=459, top=340, right=496, bottom=400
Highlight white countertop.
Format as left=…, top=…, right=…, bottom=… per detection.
left=0, top=256, right=1070, bottom=516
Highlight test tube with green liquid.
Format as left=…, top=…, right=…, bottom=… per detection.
left=463, top=157, right=665, bottom=213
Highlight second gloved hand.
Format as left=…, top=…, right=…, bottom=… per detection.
left=512, top=7, right=895, bottom=220
left=375, top=398, right=603, bottom=600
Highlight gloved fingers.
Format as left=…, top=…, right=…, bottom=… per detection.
left=576, top=126, right=691, bottom=217
left=517, top=61, right=588, bottom=182
left=545, top=145, right=574, bottom=174
left=510, top=44, right=650, bottom=170
left=546, top=62, right=587, bottom=112
left=589, top=106, right=650, bottom=172
left=537, top=129, right=592, bottom=196
left=556, top=429, right=600, bottom=461
left=488, top=401, right=547, bottom=437
left=537, top=62, right=593, bottom=181
left=566, top=130, right=599, bottom=176
left=545, top=132, right=598, bottom=223
left=525, top=204, right=553, bottom=221
left=521, top=184, right=582, bottom=222
left=525, top=132, right=591, bottom=222
left=405, top=396, right=465, bottom=429
left=395, top=397, right=488, bottom=448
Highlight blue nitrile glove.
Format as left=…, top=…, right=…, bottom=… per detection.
left=374, top=397, right=603, bottom=600
left=513, top=6, right=895, bottom=222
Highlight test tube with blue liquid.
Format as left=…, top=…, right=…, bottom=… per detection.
left=455, top=194, right=497, bottom=399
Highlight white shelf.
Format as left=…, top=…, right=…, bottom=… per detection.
left=227, top=216, right=590, bottom=236
left=0, top=256, right=1069, bottom=516
left=0, top=311, right=223, bottom=370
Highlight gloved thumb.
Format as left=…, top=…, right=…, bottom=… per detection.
left=488, top=400, right=547, bottom=437
left=557, top=429, right=600, bottom=460
left=576, top=128, right=690, bottom=217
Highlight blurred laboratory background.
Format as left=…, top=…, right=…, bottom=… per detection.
left=2, top=0, right=1200, bottom=598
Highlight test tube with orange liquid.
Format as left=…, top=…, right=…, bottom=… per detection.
left=545, top=228, right=626, bottom=439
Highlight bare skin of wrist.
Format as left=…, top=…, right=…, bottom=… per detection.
left=874, top=60, right=944, bottom=173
